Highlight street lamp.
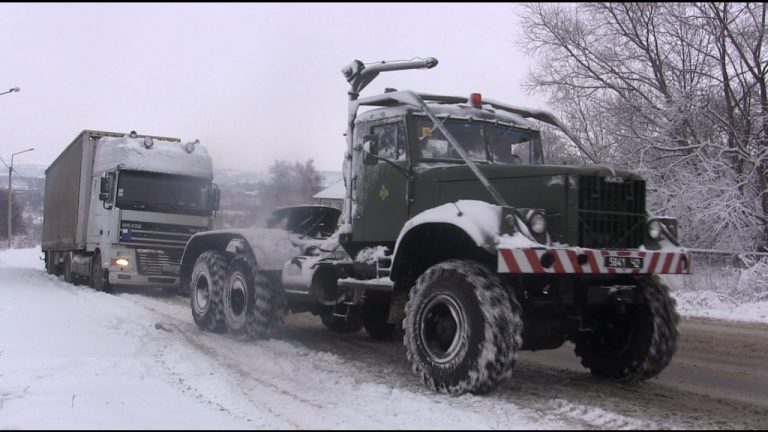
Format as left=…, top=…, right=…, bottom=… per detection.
left=7, top=148, right=34, bottom=249
left=0, top=87, right=20, bottom=97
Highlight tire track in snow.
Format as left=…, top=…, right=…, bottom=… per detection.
left=118, top=292, right=605, bottom=429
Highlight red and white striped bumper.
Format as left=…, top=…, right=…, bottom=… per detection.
left=497, top=247, right=691, bottom=274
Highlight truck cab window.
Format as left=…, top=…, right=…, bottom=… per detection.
left=416, top=117, right=543, bottom=165
left=371, top=123, right=406, bottom=161
left=116, top=171, right=214, bottom=216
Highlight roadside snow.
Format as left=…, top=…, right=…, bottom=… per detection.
left=0, top=247, right=567, bottom=429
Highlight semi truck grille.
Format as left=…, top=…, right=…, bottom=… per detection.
left=120, top=220, right=206, bottom=248
left=577, top=175, right=645, bottom=249
left=135, top=248, right=183, bottom=277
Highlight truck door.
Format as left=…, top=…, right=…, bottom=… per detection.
left=352, top=120, right=409, bottom=243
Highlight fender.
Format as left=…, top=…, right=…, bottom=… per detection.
left=390, top=200, right=503, bottom=279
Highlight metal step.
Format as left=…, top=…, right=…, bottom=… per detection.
left=331, top=300, right=356, bottom=319
left=376, top=255, right=392, bottom=279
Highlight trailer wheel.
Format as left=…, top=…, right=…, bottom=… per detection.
left=50, top=251, right=62, bottom=276
left=45, top=252, right=55, bottom=275
left=403, top=259, right=522, bottom=395
left=63, top=252, right=80, bottom=285
left=320, top=308, right=364, bottom=334
left=223, top=254, right=286, bottom=339
left=190, top=250, right=228, bottom=333
left=574, top=275, right=679, bottom=382
left=89, top=251, right=112, bottom=293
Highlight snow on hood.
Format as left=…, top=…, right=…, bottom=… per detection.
left=93, top=135, right=213, bottom=179
left=217, top=228, right=302, bottom=271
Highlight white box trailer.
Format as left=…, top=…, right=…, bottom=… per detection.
left=42, top=130, right=219, bottom=292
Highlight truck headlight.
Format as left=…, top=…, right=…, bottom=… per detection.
left=647, top=220, right=663, bottom=240
left=112, top=258, right=130, bottom=267
left=528, top=212, right=547, bottom=234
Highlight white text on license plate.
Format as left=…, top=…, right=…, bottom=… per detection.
left=604, top=256, right=644, bottom=269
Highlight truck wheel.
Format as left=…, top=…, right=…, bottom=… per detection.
left=574, top=275, right=679, bottom=382
left=45, top=252, right=55, bottom=275
left=362, top=301, right=400, bottom=341
left=63, top=253, right=79, bottom=285
left=89, top=251, right=112, bottom=293
left=403, top=259, right=522, bottom=395
left=320, top=308, right=364, bottom=334
left=223, top=254, right=286, bottom=339
left=51, top=251, right=63, bottom=276
left=190, top=251, right=228, bottom=333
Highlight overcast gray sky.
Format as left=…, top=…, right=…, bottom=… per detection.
left=0, top=3, right=545, bottom=173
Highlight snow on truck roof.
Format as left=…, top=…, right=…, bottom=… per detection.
left=355, top=91, right=540, bottom=131
left=93, top=134, right=213, bottom=179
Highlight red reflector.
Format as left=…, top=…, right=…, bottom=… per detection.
left=470, top=93, right=482, bottom=108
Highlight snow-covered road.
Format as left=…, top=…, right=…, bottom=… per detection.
left=1, top=247, right=766, bottom=429
left=0, top=248, right=571, bottom=429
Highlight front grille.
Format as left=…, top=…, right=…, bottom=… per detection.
left=135, top=248, right=183, bottom=276
left=577, top=175, right=645, bottom=249
left=120, top=220, right=207, bottom=248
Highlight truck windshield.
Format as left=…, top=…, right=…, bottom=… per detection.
left=116, top=171, right=214, bottom=216
left=415, top=117, right=543, bottom=165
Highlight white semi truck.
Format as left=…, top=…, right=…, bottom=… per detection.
left=42, top=130, right=219, bottom=292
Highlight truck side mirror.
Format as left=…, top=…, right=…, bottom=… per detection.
left=99, top=172, right=114, bottom=209
left=362, top=135, right=379, bottom=165
left=100, top=176, right=109, bottom=195
left=211, top=184, right=220, bottom=211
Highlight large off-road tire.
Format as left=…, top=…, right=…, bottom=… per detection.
left=89, top=251, right=112, bottom=293
left=361, top=301, right=401, bottom=341
left=574, top=275, right=679, bottom=382
left=223, top=254, right=287, bottom=339
left=403, top=259, right=523, bottom=395
left=320, top=307, right=364, bottom=334
left=190, top=250, right=228, bottom=333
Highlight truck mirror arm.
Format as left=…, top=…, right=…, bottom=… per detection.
left=342, top=57, right=438, bottom=227
left=343, top=57, right=438, bottom=96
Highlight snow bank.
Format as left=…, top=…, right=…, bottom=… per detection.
left=0, top=248, right=247, bottom=429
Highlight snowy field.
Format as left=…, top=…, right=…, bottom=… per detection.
left=0, top=246, right=766, bottom=429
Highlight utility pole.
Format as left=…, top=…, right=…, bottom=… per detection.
left=1, top=86, right=21, bottom=248
left=7, top=148, right=34, bottom=249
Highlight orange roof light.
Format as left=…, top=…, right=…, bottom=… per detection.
left=470, top=93, right=482, bottom=108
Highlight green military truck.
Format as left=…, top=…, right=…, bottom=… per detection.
left=179, top=57, right=690, bottom=395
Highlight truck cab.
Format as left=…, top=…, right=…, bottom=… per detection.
left=43, top=130, right=219, bottom=292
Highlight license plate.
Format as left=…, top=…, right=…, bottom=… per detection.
left=604, top=256, right=644, bottom=269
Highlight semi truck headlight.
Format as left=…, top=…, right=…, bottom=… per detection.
left=647, top=220, right=663, bottom=240
left=528, top=212, right=547, bottom=234
left=113, top=258, right=130, bottom=267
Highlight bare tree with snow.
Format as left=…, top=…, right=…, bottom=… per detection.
left=518, top=2, right=768, bottom=252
